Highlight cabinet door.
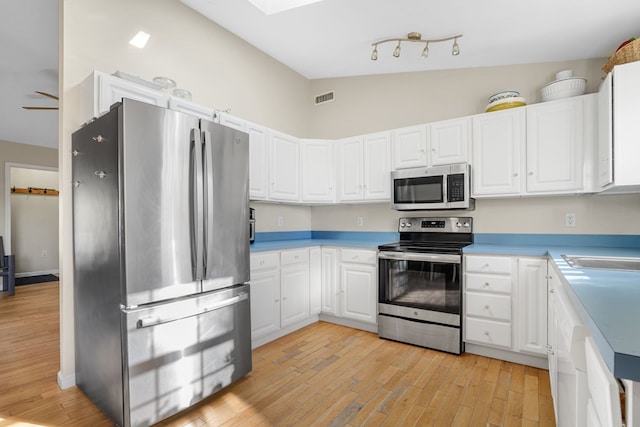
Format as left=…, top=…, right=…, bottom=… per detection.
left=471, top=109, right=525, bottom=196
left=337, top=137, right=364, bottom=201
left=217, top=112, right=246, bottom=131
left=517, top=258, right=548, bottom=355
left=247, top=122, right=270, bottom=200
left=363, top=132, right=391, bottom=200
left=526, top=98, right=584, bottom=193
left=269, top=131, right=300, bottom=201
left=598, top=72, right=613, bottom=189
left=309, top=248, right=322, bottom=315
left=250, top=269, right=280, bottom=340
left=613, top=60, right=640, bottom=187
left=168, top=97, right=213, bottom=120
left=280, top=264, right=310, bottom=327
left=98, top=72, right=168, bottom=114
left=301, top=139, right=335, bottom=203
left=321, top=248, right=338, bottom=315
left=429, top=117, right=470, bottom=166
left=340, top=263, right=377, bottom=324
left=392, top=125, right=427, bottom=169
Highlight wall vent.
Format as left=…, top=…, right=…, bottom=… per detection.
left=314, top=91, right=335, bottom=105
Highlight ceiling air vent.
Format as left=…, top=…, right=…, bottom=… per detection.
left=314, top=91, right=335, bottom=105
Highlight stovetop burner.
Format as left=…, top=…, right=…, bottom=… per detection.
left=379, top=216, right=474, bottom=254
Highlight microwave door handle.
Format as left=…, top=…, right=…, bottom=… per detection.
left=378, top=251, right=461, bottom=264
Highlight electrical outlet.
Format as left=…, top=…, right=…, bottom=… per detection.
left=41, top=250, right=48, bottom=257
left=356, top=216, right=364, bottom=227
left=277, top=216, right=284, bottom=227
left=565, top=213, right=576, bottom=227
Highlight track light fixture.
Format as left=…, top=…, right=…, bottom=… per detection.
left=370, top=32, right=463, bottom=60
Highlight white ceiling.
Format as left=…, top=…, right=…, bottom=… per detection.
left=181, top=0, right=640, bottom=80
left=4, top=0, right=640, bottom=150
left=0, top=0, right=58, bottom=150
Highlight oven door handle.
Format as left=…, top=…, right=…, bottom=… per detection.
left=378, top=251, right=461, bottom=264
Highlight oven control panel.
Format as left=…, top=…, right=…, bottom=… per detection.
left=398, top=217, right=472, bottom=233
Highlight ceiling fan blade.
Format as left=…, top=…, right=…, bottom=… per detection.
left=34, top=91, right=59, bottom=100
left=22, top=106, right=59, bottom=110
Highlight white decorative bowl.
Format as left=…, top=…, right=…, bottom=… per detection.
left=488, top=90, right=520, bottom=104
left=541, top=77, right=586, bottom=102
left=555, top=69, right=573, bottom=80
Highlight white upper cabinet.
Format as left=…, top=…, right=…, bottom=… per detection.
left=428, top=117, right=470, bottom=166
left=472, top=96, right=595, bottom=198
left=363, top=132, right=392, bottom=200
left=301, top=139, right=335, bottom=203
left=526, top=97, right=585, bottom=193
left=269, top=130, right=300, bottom=202
left=392, top=125, right=427, bottom=169
left=337, top=136, right=364, bottom=201
left=598, top=61, right=640, bottom=193
left=337, top=132, right=391, bottom=202
left=472, top=109, right=525, bottom=196
left=217, top=112, right=246, bottom=131
left=81, top=71, right=169, bottom=122
left=246, top=122, right=270, bottom=201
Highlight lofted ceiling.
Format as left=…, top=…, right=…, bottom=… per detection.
left=180, top=0, right=640, bottom=80
left=0, top=0, right=58, bottom=150
left=4, top=0, right=640, bottom=150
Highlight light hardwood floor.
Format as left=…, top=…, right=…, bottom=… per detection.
left=0, top=282, right=555, bottom=426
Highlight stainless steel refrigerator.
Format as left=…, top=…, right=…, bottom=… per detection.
left=72, top=98, right=252, bottom=427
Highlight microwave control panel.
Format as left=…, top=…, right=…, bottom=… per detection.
left=447, top=173, right=465, bottom=202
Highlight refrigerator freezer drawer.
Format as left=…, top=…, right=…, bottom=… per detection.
left=122, top=284, right=251, bottom=427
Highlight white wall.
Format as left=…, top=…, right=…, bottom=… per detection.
left=10, top=168, right=59, bottom=274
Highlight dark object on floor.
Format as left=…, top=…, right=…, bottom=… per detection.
left=15, top=274, right=59, bottom=286
left=0, top=236, right=16, bottom=296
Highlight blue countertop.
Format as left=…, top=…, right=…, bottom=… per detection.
left=250, top=231, right=398, bottom=252
left=466, top=238, right=640, bottom=382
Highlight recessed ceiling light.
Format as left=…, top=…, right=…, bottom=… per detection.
left=247, top=0, right=326, bottom=15
left=129, top=31, right=150, bottom=48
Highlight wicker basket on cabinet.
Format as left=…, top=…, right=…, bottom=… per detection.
left=602, top=38, right=640, bottom=73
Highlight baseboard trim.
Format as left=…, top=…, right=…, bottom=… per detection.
left=251, top=316, right=320, bottom=349
left=465, top=343, right=549, bottom=369
left=318, top=314, right=377, bottom=333
left=57, top=370, right=76, bottom=390
left=15, top=269, right=60, bottom=278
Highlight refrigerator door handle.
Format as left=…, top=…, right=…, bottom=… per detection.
left=135, top=292, right=248, bottom=328
left=201, top=129, right=214, bottom=277
left=190, top=128, right=205, bottom=281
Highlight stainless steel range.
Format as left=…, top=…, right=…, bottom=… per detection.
left=377, top=216, right=473, bottom=354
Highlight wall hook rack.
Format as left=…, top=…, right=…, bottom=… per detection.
left=11, top=186, right=59, bottom=196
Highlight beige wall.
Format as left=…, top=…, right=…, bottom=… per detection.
left=307, top=58, right=606, bottom=139
left=10, top=168, right=59, bottom=274
left=0, top=140, right=58, bottom=244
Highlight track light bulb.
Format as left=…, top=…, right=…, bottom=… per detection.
left=371, top=46, right=378, bottom=61
left=421, top=43, right=429, bottom=58
left=452, top=38, right=460, bottom=56
left=393, top=41, right=401, bottom=58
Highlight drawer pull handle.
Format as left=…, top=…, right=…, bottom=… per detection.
left=483, top=282, right=490, bottom=288
left=484, top=305, right=490, bottom=310
left=484, top=331, right=490, bottom=336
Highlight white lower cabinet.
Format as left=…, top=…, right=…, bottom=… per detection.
left=319, top=248, right=377, bottom=329
left=464, top=254, right=548, bottom=366
left=250, top=248, right=316, bottom=347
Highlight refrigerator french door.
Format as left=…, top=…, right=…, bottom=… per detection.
left=72, top=98, right=251, bottom=427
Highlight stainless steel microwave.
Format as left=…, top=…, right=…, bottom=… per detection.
left=391, top=163, right=474, bottom=211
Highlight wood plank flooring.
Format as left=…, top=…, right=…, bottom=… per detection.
left=0, top=282, right=555, bottom=426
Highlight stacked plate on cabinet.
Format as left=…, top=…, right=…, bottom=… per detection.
left=485, top=91, right=526, bottom=112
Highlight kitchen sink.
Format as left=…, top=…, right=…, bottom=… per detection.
left=562, top=254, right=640, bottom=272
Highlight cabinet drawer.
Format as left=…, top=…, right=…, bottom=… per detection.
left=465, top=256, right=512, bottom=274
left=281, top=249, right=309, bottom=266
left=340, top=249, right=377, bottom=265
left=466, top=273, right=512, bottom=294
left=465, top=317, right=511, bottom=349
left=251, top=252, right=279, bottom=271
left=466, top=292, right=511, bottom=321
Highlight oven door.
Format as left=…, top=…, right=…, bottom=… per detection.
left=378, top=251, right=461, bottom=326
